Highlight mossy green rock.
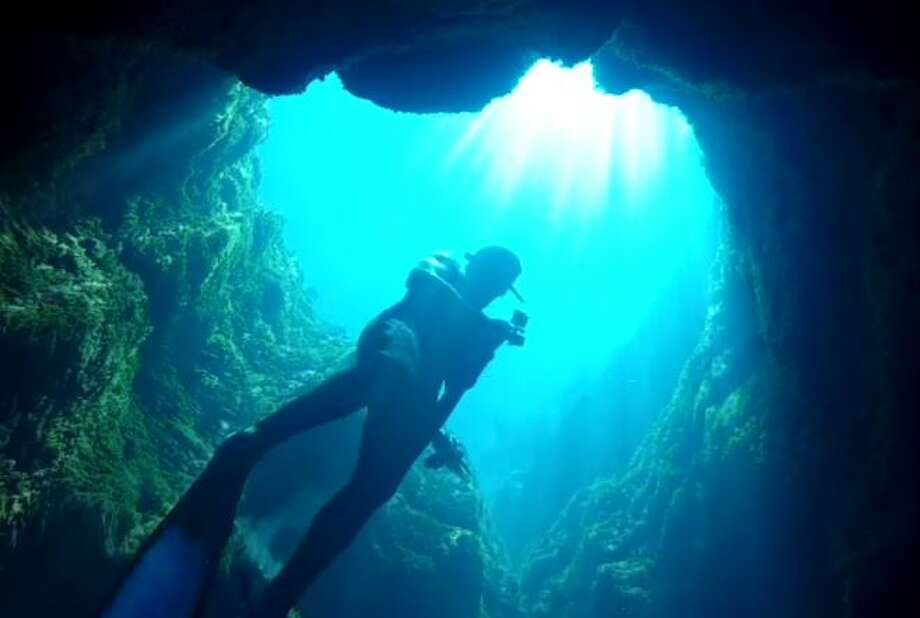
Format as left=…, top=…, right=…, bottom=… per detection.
left=0, top=45, right=519, bottom=618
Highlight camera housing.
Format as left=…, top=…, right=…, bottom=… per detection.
left=507, top=309, right=528, bottom=346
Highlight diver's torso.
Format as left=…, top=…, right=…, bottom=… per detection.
left=356, top=254, right=486, bottom=394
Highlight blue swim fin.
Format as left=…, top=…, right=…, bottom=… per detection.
left=98, top=453, right=249, bottom=618
left=101, top=525, right=212, bottom=618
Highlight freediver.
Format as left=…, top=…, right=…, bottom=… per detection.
left=106, top=246, right=526, bottom=618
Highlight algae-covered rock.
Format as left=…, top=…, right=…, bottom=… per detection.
left=0, top=212, right=150, bottom=528
left=0, top=50, right=349, bottom=615
left=519, top=245, right=781, bottom=618
left=0, top=207, right=155, bottom=610
left=0, top=42, right=521, bottom=618
left=3, top=5, right=919, bottom=618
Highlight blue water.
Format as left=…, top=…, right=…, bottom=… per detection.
left=257, top=60, right=718, bottom=504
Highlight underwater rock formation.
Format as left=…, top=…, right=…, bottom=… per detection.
left=2, top=3, right=919, bottom=618
left=0, top=49, right=332, bottom=614
left=517, top=32, right=920, bottom=618
left=490, top=238, right=717, bottom=562
left=0, top=45, right=520, bottom=616
left=520, top=246, right=775, bottom=616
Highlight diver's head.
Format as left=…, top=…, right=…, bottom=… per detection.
left=463, top=246, right=523, bottom=310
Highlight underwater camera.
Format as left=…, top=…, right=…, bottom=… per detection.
left=507, top=309, right=528, bottom=346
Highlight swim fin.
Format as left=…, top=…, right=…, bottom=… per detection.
left=99, top=449, right=250, bottom=618
left=100, top=524, right=211, bottom=618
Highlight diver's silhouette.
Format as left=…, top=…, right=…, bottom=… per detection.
left=101, top=247, right=525, bottom=618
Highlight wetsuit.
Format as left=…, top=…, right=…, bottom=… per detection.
left=239, top=253, right=510, bottom=617
left=99, top=252, right=514, bottom=618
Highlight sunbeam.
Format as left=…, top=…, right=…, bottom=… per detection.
left=451, top=60, right=680, bottom=219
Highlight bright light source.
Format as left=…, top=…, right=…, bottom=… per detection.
left=451, top=59, right=673, bottom=217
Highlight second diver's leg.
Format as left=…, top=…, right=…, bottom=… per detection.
left=252, top=378, right=440, bottom=617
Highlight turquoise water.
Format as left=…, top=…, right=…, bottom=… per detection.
left=258, top=59, right=718, bottom=502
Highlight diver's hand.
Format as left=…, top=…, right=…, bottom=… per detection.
left=447, top=317, right=513, bottom=391
left=484, top=317, right=515, bottom=346
left=424, top=430, right=471, bottom=481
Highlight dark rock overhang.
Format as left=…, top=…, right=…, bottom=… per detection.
left=15, top=1, right=920, bottom=108
left=6, top=1, right=916, bottom=197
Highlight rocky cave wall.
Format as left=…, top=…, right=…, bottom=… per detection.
left=0, top=47, right=340, bottom=615
left=490, top=234, right=717, bottom=563
left=534, top=34, right=920, bottom=618
left=0, top=42, right=521, bottom=618
left=2, top=2, right=919, bottom=617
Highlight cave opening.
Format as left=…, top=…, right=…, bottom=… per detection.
left=1, top=5, right=917, bottom=617
left=244, top=58, right=722, bottom=570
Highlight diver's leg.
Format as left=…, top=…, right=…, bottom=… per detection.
left=168, top=364, right=373, bottom=555
left=244, top=363, right=373, bottom=454
left=202, top=362, right=373, bottom=480
left=103, top=366, right=374, bottom=618
left=253, top=377, right=439, bottom=617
